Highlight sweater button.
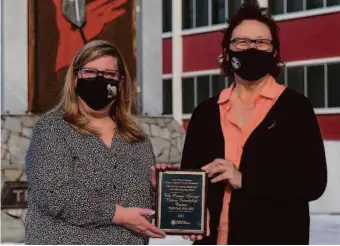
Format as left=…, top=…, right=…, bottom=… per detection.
left=113, top=184, right=116, bottom=189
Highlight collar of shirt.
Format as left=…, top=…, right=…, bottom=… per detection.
left=217, top=76, right=282, bottom=107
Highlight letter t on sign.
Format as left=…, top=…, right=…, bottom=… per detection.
left=1, top=181, right=28, bottom=209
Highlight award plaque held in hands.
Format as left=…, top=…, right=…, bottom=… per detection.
left=155, top=170, right=208, bottom=235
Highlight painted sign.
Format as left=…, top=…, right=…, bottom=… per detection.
left=1, top=182, right=28, bottom=209
left=29, top=0, right=136, bottom=113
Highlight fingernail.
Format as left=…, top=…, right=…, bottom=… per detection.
left=150, top=210, right=155, bottom=215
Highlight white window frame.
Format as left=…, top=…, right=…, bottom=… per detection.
left=285, top=57, right=340, bottom=114
left=162, top=0, right=340, bottom=38
left=272, top=0, right=340, bottom=21
left=178, top=57, right=340, bottom=120
left=162, top=69, right=229, bottom=118
left=164, top=0, right=229, bottom=37
left=182, top=70, right=228, bottom=118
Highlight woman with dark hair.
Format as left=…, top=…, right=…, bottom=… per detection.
left=181, top=2, right=327, bottom=245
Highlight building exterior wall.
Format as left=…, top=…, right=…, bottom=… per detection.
left=139, top=0, right=163, bottom=116
left=160, top=0, right=340, bottom=213
left=160, top=1, right=340, bottom=139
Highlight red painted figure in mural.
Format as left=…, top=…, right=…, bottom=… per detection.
left=53, top=0, right=127, bottom=71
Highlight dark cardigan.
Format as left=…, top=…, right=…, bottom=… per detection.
left=181, top=88, right=327, bottom=245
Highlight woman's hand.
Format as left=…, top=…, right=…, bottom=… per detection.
left=202, top=158, right=242, bottom=189
left=112, top=205, right=166, bottom=238
left=183, top=209, right=210, bottom=241
left=151, top=163, right=181, bottom=189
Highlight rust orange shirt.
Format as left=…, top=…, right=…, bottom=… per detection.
left=217, top=76, right=286, bottom=244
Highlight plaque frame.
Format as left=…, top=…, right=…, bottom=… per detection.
left=155, top=169, right=208, bottom=235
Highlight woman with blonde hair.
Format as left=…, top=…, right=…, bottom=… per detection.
left=25, top=40, right=165, bottom=244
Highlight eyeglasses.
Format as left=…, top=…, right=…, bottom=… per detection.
left=231, top=38, right=273, bottom=51
left=79, top=67, right=120, bottom=80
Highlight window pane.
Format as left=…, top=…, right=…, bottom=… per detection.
left=268, top=0, right=285, bottom=14
left=197, top=75, right=210, bottom=104
left=196, top=0, right=209, bottom=27
left=228, top=0, right=242, bottom=19
left=287, top=0, right=303, bottom=12
left=162, top=0, right=172, bottom=32
left=182, top=77, right=195, bottom=113
left=327, top=62, right=340, bottom=107
left=327, top=0, right=340, bottom=6
left=307, top=0, right=324, bottom=9
left=212, top=0, right=225, bottom=24
left=162, top=79, right=172, bottom=114
left=276, top=69, right=286, bottom=85
left=287, top=66, right=304, bottom=95
left=182, top=0, right=193, bottom=29
left=211, top=75, right=226, bottom=96
left=307, top=65, right=325, bottom=108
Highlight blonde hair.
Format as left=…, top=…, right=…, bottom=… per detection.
left=52, top=39, right=145, bottom=142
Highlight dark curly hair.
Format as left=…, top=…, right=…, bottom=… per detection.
left=220, top=1, right=284, bottom=78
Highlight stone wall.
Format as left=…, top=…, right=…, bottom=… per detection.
left=1, top=114, right=186, bottom=243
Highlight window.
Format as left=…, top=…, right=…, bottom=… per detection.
left=306, top=0, right=324, bottom=10
left=287, top=66, right=305, bottom=95
left=212, top=0, right=226, bottom=25
left=182, top=0, right=194, bottom=29
left=180, top=0, right=259, bottom=30
left=269, top=0, right=340, bottom=15
left=162, top=79, right=173, bottom=114
left=327, top=62, right=340, bottom=107
left=307, top=65, right=325, bottom=108
left=162, top=0, right=172, bottom=32
left=195, top=0, right=209, bottom=27
left=182, top=77, right=195, bottom=113
left=276, top=61, right=340, bottom=109
left=268, top=0, right=284, bottom=14
left=276, top=69, right=285, bottom=85
left=211, top=74, right=227, bottom=96
left=182, top=74, right=228, bottom=113
left=328, top=0, right=340, bottom=6
left=196, top=75, right=210, bottom=104
left=182, top=0, right=247, bottom=30
left=228, top=0, right=242, bottom=20
left=287, top=0, right=303, bottom=13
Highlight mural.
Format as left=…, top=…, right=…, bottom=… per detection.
left=30, top=0, right=136, bottom=113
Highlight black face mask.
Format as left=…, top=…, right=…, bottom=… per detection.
left=75, top=77, right=120, bottom=111
left=229, top=49, right=275, bottom=81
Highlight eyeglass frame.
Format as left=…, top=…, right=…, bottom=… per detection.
left=230, top=38, right=275, bottom=51
left=77, top=67, right=121, bottom=80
